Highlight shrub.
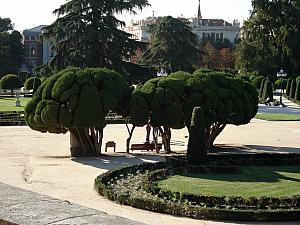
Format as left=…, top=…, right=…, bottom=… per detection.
left=251, top=76, right=264, bottom=89
left=289, top=79, right=296, bottom=100
left=274, top=79, right=287, bottom=90
left=261, top=80, right=273, bottom=103
left=259, top=79, right=266, bottom=99
left=286, top=78, right=292, bottom=97
left=187, top=107, right=206, bottom=164
left=0, top=74, right=22, bottom=95
left=295, top=76, right=300, bottom=102
left=24, top=77, right=42, bottom=92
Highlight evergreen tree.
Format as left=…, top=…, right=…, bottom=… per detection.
left=141, top=16, right=200, bottom=73
left=38, top=0, right=149, bottom=76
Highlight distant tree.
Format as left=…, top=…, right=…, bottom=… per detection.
left=200, top=42, right=221, bottom=69
left=0, top=74, right=22, bottom=95
left=0, top=17, right=24, bottom=77
left=141, top=16, right=200, bottom=73
left=24, top=77, right=42, bottom=93
left=37, top=0, right=149, bottom=76
left=25, top=67, right=131, bottom=156
left=235, top=0, right=300, bottom=76
left=220, top=48, right=235, bottom=69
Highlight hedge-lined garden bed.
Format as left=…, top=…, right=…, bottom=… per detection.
left=94, top=154, right=300, bottom=222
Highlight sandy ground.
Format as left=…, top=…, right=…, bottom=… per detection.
left=0, top=98, right=300, bottom=225
left=0, top=121, right=300, bottom=225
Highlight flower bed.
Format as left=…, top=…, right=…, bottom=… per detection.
left=94, top=154, right=300, bottom=222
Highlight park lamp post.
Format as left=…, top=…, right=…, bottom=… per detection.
left=277, top=69, right=287, bottom=107
left=157, top=68, right=168, bottom=77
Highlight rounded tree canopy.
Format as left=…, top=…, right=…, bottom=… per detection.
left=24, top=77, right=42, bottom=90
left=25, top=67, right=130, bottom=133
left=0, top=74, right=22, bottom=90
left=130, top=70, right=258, bottom=129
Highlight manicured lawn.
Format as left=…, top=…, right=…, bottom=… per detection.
left=158, top=166, right=300, bottom=198
left=0, top=97, right=31, bottom=112
left=255, top=113, right=300, bottom=121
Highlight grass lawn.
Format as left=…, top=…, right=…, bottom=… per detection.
left=255, top=113, right=300, bottom=121
left=0, top=97, right=31, bottom=112
left=158, top=166, right=300, bottom=198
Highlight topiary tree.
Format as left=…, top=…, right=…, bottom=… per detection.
left=187, top=107, right=206, bottom=164
left=259, top=78, right=266, bottom=99
left=184, top=71, right=258, bottom=158
left=130, top=71, right=188, bottom=153
left=295, top=76, right=300, bottom=102
left=25, top=67, right=131, bottom=157
left=0, top=74, right=22, bottom=95
left=251, top=76, right=264, bottom=89
left=261, top=80, right=273, bottom=103
left=24, top=77, right=42, bottom=93
left=286, top=78, right=292, bottom=97
left=289, top=79, right=296, bottom=100
left=130, top=70, right=258, bottom=162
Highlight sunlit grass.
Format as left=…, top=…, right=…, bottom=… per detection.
left=158, top=166, right=300, bottom=198
left=255, top=113, right=300, bottom=121
left=0, top=97, right=31, bottom=112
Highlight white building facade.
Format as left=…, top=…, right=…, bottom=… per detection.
left=123, top=0, right=240, bottom=44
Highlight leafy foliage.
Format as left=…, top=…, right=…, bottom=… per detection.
left=24, top=77, right=42, bottom=91
left=38, top=0, right=149, bottom=75
left=141, top=16, right=200, bottom=73
left=0, top=74, right=22, bottom=91
left=0, top=17, right=23, bottom=77
left=235, top=0, right=300, bottom=76
left=25, top=67, right=130, bottom=133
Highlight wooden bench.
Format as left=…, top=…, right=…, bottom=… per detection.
left=131, top=143, right=162, bottom=151
left=105, top=141, right=116, bottom=152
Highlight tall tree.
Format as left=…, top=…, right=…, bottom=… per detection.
left=235, top=0, right=300, bottom=76
left=0, top=17, right=24, bottom=78
left=38, top=0, right=149, bottom=76
left=141, top=16, right=200, bottom=73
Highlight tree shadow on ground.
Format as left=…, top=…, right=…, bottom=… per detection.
left=210, top=144, right=300, bottom=154
left=71, top=153, right=165, bottom=171
left=185, top=165, right=300, bottom=183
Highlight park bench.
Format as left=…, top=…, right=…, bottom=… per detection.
left=105, top=141, right=116, bottom=152
left=130, top=143, right=162, bottom=152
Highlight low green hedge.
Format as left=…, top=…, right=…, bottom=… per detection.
left=94, top=155, right=300, bottom=222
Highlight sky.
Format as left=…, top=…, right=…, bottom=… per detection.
left=0, top=0, right=253, bottom=32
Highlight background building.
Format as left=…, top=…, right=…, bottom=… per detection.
left=123, top=0, right=240, bottom=44
left=22, top=25, right=54, bottom=74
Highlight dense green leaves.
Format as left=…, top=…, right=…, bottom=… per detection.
left=24, top=77, right=42, bottom=91
left=25, top=67, right=130, bottom=133
left=0, top=17, right=23, bottom=77
left=235, top=0, right=300, bottom=76
left=141, top=16, right=200, bottom=73
left=38, top=0, right=149, bottom=75
left=0, top=74, right=22, bottom=91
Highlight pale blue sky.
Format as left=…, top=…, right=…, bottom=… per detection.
left=0, top=0, right=252, bottom=31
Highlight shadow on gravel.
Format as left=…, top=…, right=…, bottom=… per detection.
left=71, top=154, right=165, bottom=170
left=245, top=145, right=300, bottom=154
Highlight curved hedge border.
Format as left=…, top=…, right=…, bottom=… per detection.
left=94, top=154, right=300, bottom=222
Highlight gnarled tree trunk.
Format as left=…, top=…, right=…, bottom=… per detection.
left=126, top=124, right=135, bottom=153
left=69, top=127, right=103, bottom=157
left=158, top=126, right=172, bottom=153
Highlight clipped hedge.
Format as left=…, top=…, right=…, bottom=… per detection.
left=94, top=154, right=300, bottom=222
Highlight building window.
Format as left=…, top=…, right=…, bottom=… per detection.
left=220, top=33, right=224, bottom=40
left=31, top=36, right=36, bottom=41
left=202, top=32, right=206, bottom=38
left=216, top=33, right=220, bottom=40
left=25, top=36, right=29, bottom=40
left=211, top=33, right=215, bottom=41
left=31, top=47, right=36, bottom=57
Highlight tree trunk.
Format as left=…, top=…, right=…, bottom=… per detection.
left=159, top=126, right=172, bottom=153
left=152, top=127, right=159, bottom=153
left=69, top=127, right=102, bottom=157
left=126, top=124, right=135, bottom=153
left=205, top=123, right=226, bottom=151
